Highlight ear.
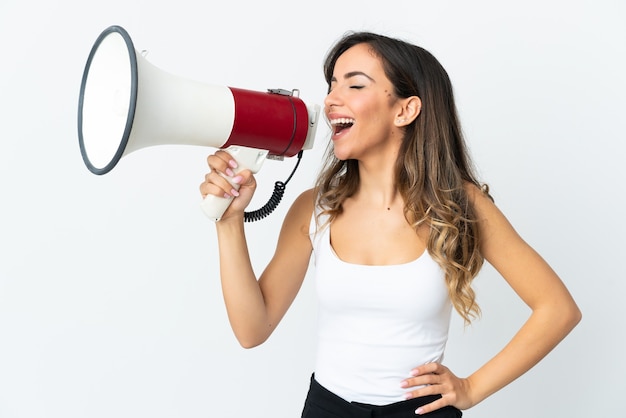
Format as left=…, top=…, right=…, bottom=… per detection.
left=394, top=96, right=422, bottom=127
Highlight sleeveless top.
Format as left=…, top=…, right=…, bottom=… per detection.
left=309, top=212, right=453, bottom=405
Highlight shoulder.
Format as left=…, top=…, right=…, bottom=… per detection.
left=463, top=182, right=524, bottom=259
left=464, top=182, right=493, bottom=208
left=293, top=188, right=316, bottom=208
left=289, top=188, right=316, bottom=218
left=464, top=182, right=499, bottom=222
left=281, top=188, right=316, bottom=236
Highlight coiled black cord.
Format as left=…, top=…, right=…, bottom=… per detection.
left=244, top=151, right=304, bottom=222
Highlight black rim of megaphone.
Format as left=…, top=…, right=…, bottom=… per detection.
left=77, top=25, right=138, bottom=175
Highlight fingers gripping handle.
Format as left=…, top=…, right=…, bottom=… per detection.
left=201, top=146, right=269, bottom=221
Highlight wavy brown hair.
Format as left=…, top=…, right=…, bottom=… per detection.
left=315, top=31, right=490, bottom=324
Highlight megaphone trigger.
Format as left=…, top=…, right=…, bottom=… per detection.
left=200, top=145, right=269, bottom=222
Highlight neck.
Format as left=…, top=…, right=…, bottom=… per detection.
left=355, top=157, right=401, bottom=210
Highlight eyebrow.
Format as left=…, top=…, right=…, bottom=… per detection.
left=330, top=71, right=375, bottom=83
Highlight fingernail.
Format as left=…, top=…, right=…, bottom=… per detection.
left=410, top=369, right=419, bottom=377
left=232, top=175, right=243, bottom=184
left=415, top=407, right=423, bottom=415
left=223, top=193, right=231, bottom=199
left=230, top=189, right=240, bottom=197
left=400, top=381, right=408, bottom=388
left=404, top=393, right=412, bottom=400
left=225, top=168, right=235, bottom=177
left=228, top=160, right=238, bottom=168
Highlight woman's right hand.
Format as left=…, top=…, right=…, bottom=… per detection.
left=199, top=150, right=257, bottom=222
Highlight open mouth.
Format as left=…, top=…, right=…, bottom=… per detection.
left=330, top=118, right=355, bottom=136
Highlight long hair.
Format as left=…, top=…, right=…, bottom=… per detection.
left=316, top=31, right=489, bottom=324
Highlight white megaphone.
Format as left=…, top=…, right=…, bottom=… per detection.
left=77, top=25, right=320, bottom=221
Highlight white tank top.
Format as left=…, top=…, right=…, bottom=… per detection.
left=309, top=213, right=452, bottom=405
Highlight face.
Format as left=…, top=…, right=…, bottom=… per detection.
left=325, top=43, right=405, bottom=162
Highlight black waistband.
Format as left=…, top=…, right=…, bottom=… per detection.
left=303, top=374, right=460, bottom=418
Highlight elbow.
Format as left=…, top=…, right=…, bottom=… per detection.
left=569, top=303, right=583, bottom=329
left=536, top=298, right=582, bottom=338
left=238, top=339, right=264, bottom=349
left=559, top=300, right=582, bottom=335
left=227, top=317, right=273, bottom=349
left=235, top=332, right=270, bottom=349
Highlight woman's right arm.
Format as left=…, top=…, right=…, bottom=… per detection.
left=200, top=151, right=314, bottom=348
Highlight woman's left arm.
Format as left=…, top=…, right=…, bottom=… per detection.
left=403, top=186, right=582, bottom=414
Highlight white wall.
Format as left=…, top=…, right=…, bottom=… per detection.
left=1, top=1, right=624, bottom=417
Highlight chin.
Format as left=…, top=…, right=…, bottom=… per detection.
left=332, top=147, right=351, bottom=161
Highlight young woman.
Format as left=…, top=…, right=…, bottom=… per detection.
left=199, top=31, right=581, bottom=417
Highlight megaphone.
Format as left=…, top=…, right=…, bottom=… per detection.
left=77, top=25, right=320, bottom=221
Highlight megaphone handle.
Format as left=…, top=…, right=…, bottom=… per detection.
left=200, top=146, right=269, bottom=221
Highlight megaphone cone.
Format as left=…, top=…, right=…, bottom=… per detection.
left=77, top=25, right=320, bottom=220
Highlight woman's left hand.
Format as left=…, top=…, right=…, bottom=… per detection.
left=400, top=363, right=475, bottom=414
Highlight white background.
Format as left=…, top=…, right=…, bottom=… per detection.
left=1, top=1, right=624, bottom=417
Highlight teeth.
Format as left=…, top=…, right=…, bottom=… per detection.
left=329, top=118, right=355, bottom=125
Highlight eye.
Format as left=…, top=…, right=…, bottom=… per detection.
left=350, top=85, right=364, bottom=89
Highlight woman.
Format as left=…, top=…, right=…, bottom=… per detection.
left=199, top=31, right=581, bottom=417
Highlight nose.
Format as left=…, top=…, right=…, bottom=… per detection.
left=324, top=89, right=341, bottom=113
